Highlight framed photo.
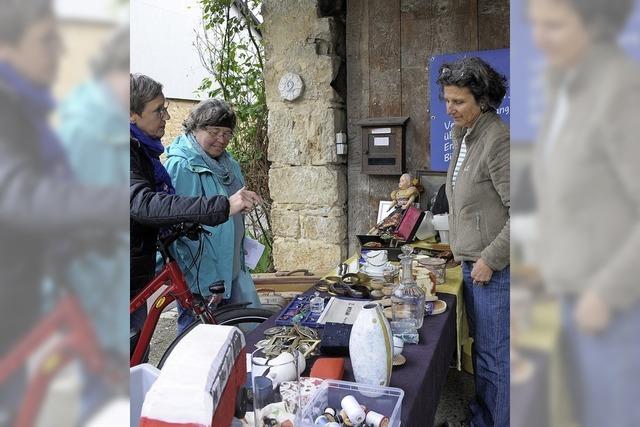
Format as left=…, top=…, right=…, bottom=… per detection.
left=377, top=200, right=395, bottom=223
left=416, top=170, right=447, bottom=211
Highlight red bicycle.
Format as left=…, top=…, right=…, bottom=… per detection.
left=129, top=222, right=273, bottom=367
left=0, top=291, right=124, bottom=427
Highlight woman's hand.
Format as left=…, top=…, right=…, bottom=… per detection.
left=574, top=289, right=610, bottom=334
left=471, top=258, right=494, bottom=285
left=228, top=187, right=262, bottom=215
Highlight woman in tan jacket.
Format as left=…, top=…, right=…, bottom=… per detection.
left=438, top=57, right=510, bottom=427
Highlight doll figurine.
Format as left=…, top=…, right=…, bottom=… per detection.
left=390, top=173, right=419, bottom=210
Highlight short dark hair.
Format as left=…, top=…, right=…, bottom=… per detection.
left=92, top=27, right=129, bottom=77
left=182, top=98, right=237, bottom=133
left=0, top=0, right=53, bottom=44
left=437, top=57, right=507, bottom=110
left=562, top=0, right=634, bottom=41
left=130, top=73, right=163, bottom=115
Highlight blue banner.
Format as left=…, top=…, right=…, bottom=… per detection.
left=429, top=49, right=510, bottom=172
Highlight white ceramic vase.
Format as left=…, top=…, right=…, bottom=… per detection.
left=349, top=303, right=393, bottom=387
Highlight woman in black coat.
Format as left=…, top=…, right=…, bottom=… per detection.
left=129, top=73, right=259, bottom=333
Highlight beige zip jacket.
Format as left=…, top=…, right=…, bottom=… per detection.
left=445, top=111, right=510, bottom=271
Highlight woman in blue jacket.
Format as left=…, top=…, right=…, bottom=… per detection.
left=164, top=99, right=262, bottom=334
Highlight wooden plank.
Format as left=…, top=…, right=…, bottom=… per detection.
left=478, top=0, right=510, bottom=49
left=401, top=67, right=429, bottom=172
left=418, top=0, right=478, bottom=55
left=347, top=0, right=372, bottom=253
left=368, top=0, right=402, bottom=117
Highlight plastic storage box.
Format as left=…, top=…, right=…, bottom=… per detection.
left=130, top=363, right=160, bottom=427
left=299, top=379, right=404, bottom=427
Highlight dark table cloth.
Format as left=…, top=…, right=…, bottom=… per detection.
left=511, top=349, right=550, bottom=427
left=244, top=291, right=457, bottom=427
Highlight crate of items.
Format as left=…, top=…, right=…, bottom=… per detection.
left=299, top=379, right=404, bottom=427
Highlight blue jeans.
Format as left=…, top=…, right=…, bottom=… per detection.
left=561, top=298, right=640, bottom=427
left=130, top=304, right=149, bottom=363
left=462, top=261, right=510, bottom=427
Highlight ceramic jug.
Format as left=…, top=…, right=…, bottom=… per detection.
left=348, top=303, right=393, bottom=386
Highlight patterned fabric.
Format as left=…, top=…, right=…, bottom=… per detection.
left=451, top=129, right=470, bottom=189
left=207, top=328, right=245, bottom=411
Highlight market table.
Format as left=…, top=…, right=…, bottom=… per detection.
left=244, top=290, right=457, bottom=427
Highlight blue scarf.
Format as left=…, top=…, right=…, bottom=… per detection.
left=0, top=61, right=71, bottom=178
left=130, top=123, right=175, bottom=194
left=187, top=133, right=242, bottom=195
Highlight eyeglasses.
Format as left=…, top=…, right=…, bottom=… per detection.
left=203, top=126, right=234, bottom=140
left=152, top=102, right=170, bottom=119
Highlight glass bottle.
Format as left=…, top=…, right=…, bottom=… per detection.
left=391, top=245, right=425, bottom=329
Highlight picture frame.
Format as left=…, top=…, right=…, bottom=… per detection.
left=416, top=170, right=447, bottom=211
left=377, top=200, right=395, bottom=224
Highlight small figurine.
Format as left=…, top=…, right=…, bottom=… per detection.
left=390, top=173, right=419, bottom=210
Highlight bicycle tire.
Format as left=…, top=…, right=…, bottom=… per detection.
left=157, top=307, right=273, bottom=369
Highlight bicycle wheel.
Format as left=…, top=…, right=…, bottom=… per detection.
left=157, top=308, right=273, bottom=369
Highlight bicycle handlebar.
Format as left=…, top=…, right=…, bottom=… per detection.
left=158, top=223, right=211, bottom=257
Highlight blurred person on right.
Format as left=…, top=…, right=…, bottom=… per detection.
left=129, top=73, right=261, bottom=347
left=438, top=57, right=510, bottom=427
left=529, top=0, right=640, bottom=426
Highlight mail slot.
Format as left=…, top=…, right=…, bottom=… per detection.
left=357, top=116, right=409, bottom=175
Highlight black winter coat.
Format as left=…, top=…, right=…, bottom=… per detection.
left=0, top=80, right=127, bottom=353
left=129, top=138, right=230, bottom=297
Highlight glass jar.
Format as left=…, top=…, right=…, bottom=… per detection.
left=391, top=245, right=425, bottom=329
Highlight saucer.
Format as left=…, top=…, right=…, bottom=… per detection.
left=425, top=299, right=447, bottom=315
left=360, top=264, right=388, bottom=277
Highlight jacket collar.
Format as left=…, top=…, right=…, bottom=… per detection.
left=166, top=133, right=212, bottom=172
left=452, top=110, right=499, bottom=144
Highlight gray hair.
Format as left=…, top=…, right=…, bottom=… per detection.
left=92, top=27, right=129, bottom=77
left=437, top=57, right=507, bottom=111
left=130, top=73, right=163, bottom=115
left=561, top=0, right=634, bottom=41
left=182, top=98, right=237, bottom=133
left=0, top=0, right=53, bottom=44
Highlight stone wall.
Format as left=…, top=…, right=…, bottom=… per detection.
left=263, top=0, right=348, bottom=273
left=162, top=98, right=198, bottom=148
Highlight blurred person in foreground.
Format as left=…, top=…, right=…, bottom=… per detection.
left=0, top=0, right=127, bottom=422
left=129, top=74, right=261, bottom=343
left=163, top=99, right=262, bottom=336
left=437, top=57, right=510, bottom=427
left=56, top=27, right=130, bottom=417
left=529, top=0, right=640, bottom=425
left=58, top=27, right=130, bottom=362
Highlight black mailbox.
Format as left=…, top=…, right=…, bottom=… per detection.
left=357, top=117, right=409, bottom=175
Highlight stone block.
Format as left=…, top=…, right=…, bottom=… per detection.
left=269, top=166, right=346, bottom=206
left=301, top=215, right=347, bottom=244
left=271, top=208, right=300, bottom=238
left=272, top=238, right=348, bottom=273
left=267, top=106, right=344, bottom=166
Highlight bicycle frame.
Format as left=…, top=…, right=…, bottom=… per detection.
left=0, top=294, right=105, bottom=427
left=129, top=259, right=214, bottom=367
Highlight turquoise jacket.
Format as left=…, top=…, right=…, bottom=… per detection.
left=57, top=80, right=129, bottom=354
left=164, top=134, right=259, bottom=305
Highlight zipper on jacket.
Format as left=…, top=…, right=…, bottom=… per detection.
left=476, top=213, right=480, bottom=231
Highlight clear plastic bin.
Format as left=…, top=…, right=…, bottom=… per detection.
left=298, top=379, right=404, bottom=427
left=130, top=363, right=160, bottom=427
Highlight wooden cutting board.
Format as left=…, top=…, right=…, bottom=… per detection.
left=252, top=270, right=321, bottom=292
